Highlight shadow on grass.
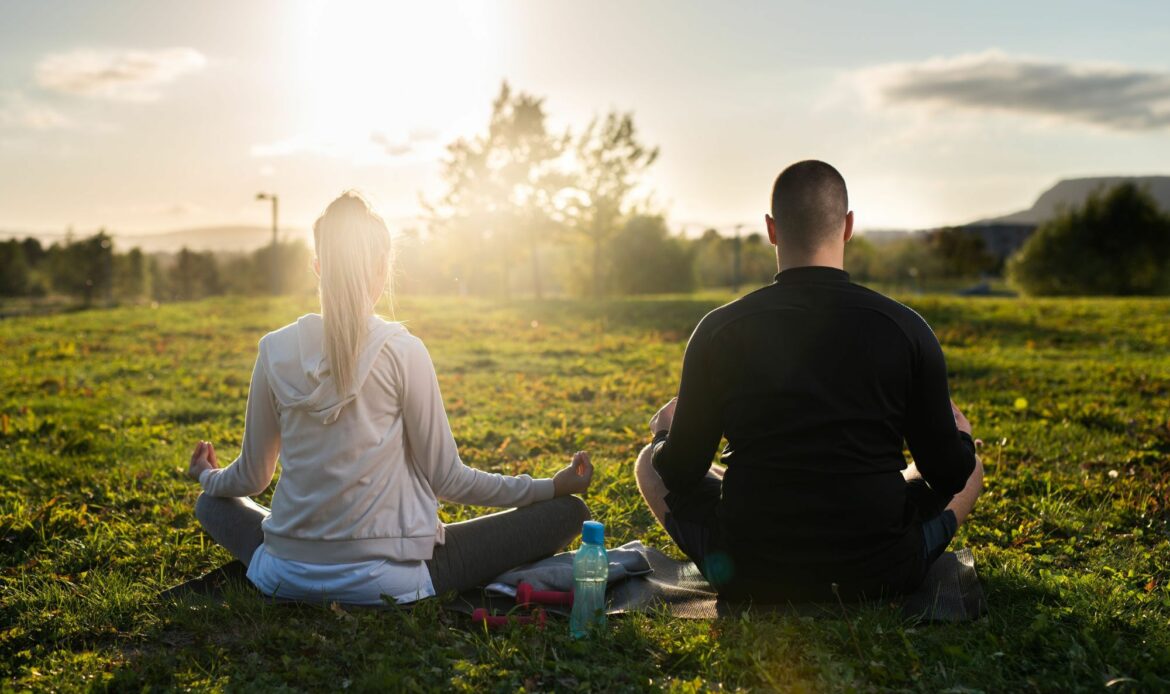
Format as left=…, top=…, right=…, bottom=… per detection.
left=962, top=565, right=1170, bottom=690
left=106, top=574, right=671, bottom=692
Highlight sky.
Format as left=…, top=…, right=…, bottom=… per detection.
left=2, top=0, right=1170, bottom=237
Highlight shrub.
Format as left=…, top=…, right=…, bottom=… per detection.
left=1008, top=183, right=1170, bottom=296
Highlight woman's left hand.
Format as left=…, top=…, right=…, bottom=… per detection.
left=188, top=440, right=220, bottom=481
left=553, top=451, right=593, bottom=496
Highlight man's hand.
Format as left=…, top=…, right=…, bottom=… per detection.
left=188, top=440, right=220, bottom=481
left=950, top=399, right=973, bottom=436
left=649, top=397, right=678, bottom=436
left=553, top=451, right=593, bottom=497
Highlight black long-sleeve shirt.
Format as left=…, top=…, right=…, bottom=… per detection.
left=652, top=266, right=976, bottom=597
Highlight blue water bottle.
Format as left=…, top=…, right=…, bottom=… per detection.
left=569, top=520, right=608, bottom=638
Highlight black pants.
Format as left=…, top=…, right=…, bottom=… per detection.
left=662, top=473, right=957, bottom=600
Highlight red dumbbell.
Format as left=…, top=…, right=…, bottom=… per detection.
left=515, top=581, right=574, bottom=607
left=471, top=608, right=547, bottom=630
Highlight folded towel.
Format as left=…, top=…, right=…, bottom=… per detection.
left=485, top=540, right=653, bottom=596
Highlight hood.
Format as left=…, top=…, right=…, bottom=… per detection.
left=262, top=314, right=408, bottom=425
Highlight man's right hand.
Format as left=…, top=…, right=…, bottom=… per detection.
left=649, top=397, right=678, bottom=435
left=950, top=399, right=972, bottom=436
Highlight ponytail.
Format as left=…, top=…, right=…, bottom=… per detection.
left=312, top=191, right=392, bottom=395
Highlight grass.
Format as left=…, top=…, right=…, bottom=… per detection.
left=1, top=292, right=1168, bottom=692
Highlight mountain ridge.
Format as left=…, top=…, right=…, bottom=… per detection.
left=973, top=176, right=1170, bottom=226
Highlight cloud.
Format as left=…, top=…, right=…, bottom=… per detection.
left=370, top=131, right=414, bottom=157
left=369, top=129, right=438, bottom=157
left=36, top=47, right=207, bottom=101
left=859, top=51, right=1170, bottom=131
left=0, top=91, right=69, bottom=129
left=252, top=128, right=441, bottom=164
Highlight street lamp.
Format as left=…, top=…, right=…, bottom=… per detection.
left=256, top=192, right=279, bottom=295
left=731, top=224, right=743, bottom=293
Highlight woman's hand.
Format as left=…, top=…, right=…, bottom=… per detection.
left=553, top=451, right=593, bottom=497
left=188, top=440, right=220, bottom=481
left=649, top=397, right=678, bottom=436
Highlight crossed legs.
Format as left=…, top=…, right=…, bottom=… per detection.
left=636, top=442, right=984, bottom=562
left=903, top=454, right=984, bottom=527
left=634, top=443, right=724, bottom=528
left=193, top=492, right=591, bottom=595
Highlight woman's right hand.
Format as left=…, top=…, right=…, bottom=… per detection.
left=553, top=451, right=593, bottom=496
left=188, top=440, right=220, bottom=481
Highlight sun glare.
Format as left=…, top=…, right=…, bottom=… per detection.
left=290, top=0, right=503, bottom=163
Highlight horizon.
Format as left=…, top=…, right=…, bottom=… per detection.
left=7, top=171, right=1170, bottom=246
left=3, top=1, right=1170, bottom=235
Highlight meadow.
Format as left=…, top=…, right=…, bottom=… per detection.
left=1, top=292, right=1168, bottom=692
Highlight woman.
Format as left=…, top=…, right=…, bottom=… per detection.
left=187, top=191, right=593, bottom=605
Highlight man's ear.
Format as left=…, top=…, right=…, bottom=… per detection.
left=312, top=258, right=321, bottom=278
left=765, top=214, right=777, bottom=246
left=843, top=211, right=854, bottom=244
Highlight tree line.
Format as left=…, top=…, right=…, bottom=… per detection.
left=0, top=232, right=316, bottom=306
left=5, top=182, right=1163, bottom=305
left=0, top=220, right=998, bottom=306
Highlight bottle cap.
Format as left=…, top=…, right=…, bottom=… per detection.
left=582, top=520, right=604, bottom=545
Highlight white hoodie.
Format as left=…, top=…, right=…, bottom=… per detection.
left=200, top=314, right=554, bottom=564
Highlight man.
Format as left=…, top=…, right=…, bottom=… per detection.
left=635, top=160, right=983, bottom=602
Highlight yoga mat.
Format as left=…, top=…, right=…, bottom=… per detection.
left=161, top=548, right=986, bottom=623
left=450, top=548, right=986, bottom=623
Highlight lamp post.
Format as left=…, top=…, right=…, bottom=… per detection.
left=256, top=192, right=279, bottom=295
left=731, top=224, right=743, bottom=293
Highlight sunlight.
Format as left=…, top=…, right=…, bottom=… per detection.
left=288, top=0, right=503, bottom=164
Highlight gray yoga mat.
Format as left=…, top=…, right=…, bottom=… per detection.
left=451, top=547, right=986, bottom=623
left=163, top=547, right=986, bottom=623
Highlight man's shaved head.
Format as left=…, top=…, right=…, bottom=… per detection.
left=770, top=160, right=849, bottom=252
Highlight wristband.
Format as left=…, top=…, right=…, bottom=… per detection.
left=652, top=429, right=669, bottom=446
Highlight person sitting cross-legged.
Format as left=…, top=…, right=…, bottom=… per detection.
left=187, top=191, right=593, bottom=606
left=634, top=160, right=983, bottom=602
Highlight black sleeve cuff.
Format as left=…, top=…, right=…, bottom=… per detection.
left=652, top=429, right=669, bottom=446
left=958, top=430, right=976, bottom=455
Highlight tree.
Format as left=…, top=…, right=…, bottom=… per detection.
left=564, top=111, right=659, bottom=297
left=249, top=241, right=314, bottom=296
left=171, top=248, right=200, bottom=301
left=48, top=231, right=114, bottom=306
left=1008, top=183, right=1170, bottom=296
left=844, top=234, right=878, bottom=281
left=113, top=247, right=150, bottom=301
left=0, top=241, right=31, bottom=296
left=607, top=215, right=694, bottom=294
left=490, top=86, right=568, bottom=299
left=742, top=233, right=780, bottom=285
left=693, top=228, right=732, bottom=288
left=427, top=82, right=567, bottom=297
left=928, top=227, right=998, bottom=278
left=21, top=237, right=46, bottom=266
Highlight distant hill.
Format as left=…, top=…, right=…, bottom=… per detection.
left=0, top=226, right=310, bottom=254
left=116, top=226, right=311, bottom=254
left=977, top=176, right=1170, bottom=226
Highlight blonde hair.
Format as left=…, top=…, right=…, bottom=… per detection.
left=312, top=191, right=392, bottom=394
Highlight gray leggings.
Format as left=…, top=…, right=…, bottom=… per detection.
left=194, top=493, right=592, bottom=595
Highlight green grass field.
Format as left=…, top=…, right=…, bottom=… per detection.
left=2, top=293, right=1169, bottom=692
